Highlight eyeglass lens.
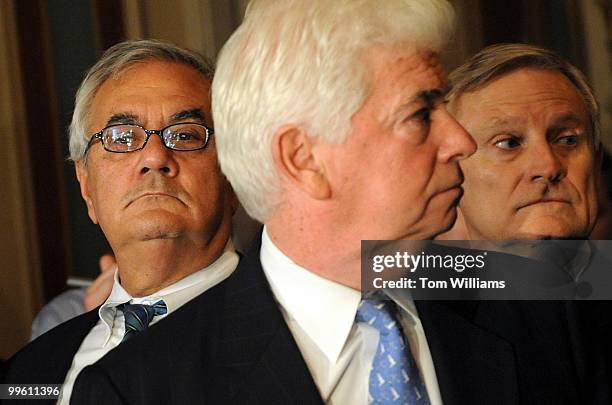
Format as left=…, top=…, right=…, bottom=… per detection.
left=101, top=124, right=208, bottom=152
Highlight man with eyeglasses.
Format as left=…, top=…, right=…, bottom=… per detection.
left=3, top=39, right=239, bottom=405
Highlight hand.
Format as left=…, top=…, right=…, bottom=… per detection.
left=84, top=253, right=116, bottom=311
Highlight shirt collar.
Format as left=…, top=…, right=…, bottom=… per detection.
left=98, top=239, right=239, bottom=337
left=260, top=227, right=361, bottom=364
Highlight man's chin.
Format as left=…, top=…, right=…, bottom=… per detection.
left=511, top=227, right=587, bottom=240
left=129, top=212, right=186, bottom=240
left=510, top=213, right=589, bottom=240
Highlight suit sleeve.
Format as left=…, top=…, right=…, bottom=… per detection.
left=70, top=364, right=128, bottom=405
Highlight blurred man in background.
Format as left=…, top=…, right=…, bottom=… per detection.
left=440, top=43, right=601, bottom=242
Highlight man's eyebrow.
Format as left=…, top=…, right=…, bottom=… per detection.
left=394, top=85, right=451, bottom=119
left=547, top=113, right=589, bottom=140
left=484, top=116, right=514, bottom=129
left=414, top=84, right=451, bottom=106
left=170, top=108, right=208, bottom=124
left=550, top=113, right=585, bottom=128
left=106, top=113, right=139, bottom=127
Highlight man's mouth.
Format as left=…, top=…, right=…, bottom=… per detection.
left=518, top=198, right=569, bottom=209
left=126, top=191, right=181, bottom=208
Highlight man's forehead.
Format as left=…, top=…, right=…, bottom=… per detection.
left=367, top=46, right=444, bottom=78
left=89, top=61, right=211, bottom=131
left=365, top=47, right=447, bottom=105
left=455, top=70, right=588, bottom=126
left=103, top=108, right=209, bottom=127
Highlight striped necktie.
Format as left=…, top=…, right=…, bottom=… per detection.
left=356, top=299, right=430, bottom=405
left=120, top=300, right=168, bottom=342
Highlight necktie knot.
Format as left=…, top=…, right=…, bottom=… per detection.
left=121, top=300, right=167, bottom=342
left=356, top=299, right=398, bottom=337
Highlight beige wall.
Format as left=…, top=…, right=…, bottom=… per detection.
left=122, top=0, right=245, bottom=58
left=0, top=0, right=43, bottom=358
left=122, top=0, right=482, bottom=69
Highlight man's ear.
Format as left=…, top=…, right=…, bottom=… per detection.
left=75, top=161, right=99, bottom=224
left=271, top=125, right=331, bottom=200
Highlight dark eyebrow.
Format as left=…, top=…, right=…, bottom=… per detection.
left=415, top=85, right=450, bottom=106
left=170, top=108, right=208, bottom=124
left=106, top=113, right=139, bottom=127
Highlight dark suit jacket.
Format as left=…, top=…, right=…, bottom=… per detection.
left=70, top=240, right=611, bottom=405
left=0, top=359, right=7, bottom=383
left=1, top=309, right=100, bottom=405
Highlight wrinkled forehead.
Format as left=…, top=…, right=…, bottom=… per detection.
left=356, top=46, right=448, bottom=118
left=363, top=45, right=445, bottom=89
left=88, top=61, right=212, bottom=132
left=452, top=68, right=591, bottom=135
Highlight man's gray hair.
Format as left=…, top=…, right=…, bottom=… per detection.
left=212, top=0, right=456, bottom=222
left=69, top=39, right=214, bottom=162
left=447, top=43, right=600, bottom=147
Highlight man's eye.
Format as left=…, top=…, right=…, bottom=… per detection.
left=494, top=137, right=521, bottom=150
left=177, top=132, right=196, bottom=141
left=407, top=107, right=432, bottom=127
left=412, top=108, right=431, bottom=125
left=556, top=135, right=578, bottom=146
left=169, top=131, right=203, bottom=141
left=112, top=131, right=134, bottom=144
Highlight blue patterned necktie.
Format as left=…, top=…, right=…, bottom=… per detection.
left=120, top=300, right=167, bottom=342
left=356, top=299, right=430, bottom=405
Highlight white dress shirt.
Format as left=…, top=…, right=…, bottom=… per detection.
left=260, top=228, right=443, bottom=405
left=57, top=244, right=239, bottom=405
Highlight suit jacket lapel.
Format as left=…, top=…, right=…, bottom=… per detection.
left=216, top=238, right=323, bottom=405
left=416, top=300, right=518, bottom=405
left=46, top=309, right=101, bottom=383
left=417, top=300, right=582, bottom=405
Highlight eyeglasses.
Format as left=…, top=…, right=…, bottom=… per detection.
left=85, top=123, right=214, bottom=154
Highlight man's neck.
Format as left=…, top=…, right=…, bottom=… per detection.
left=114, top=234, right=228, bottom=297
left=266, top=218, right=361, bottom=291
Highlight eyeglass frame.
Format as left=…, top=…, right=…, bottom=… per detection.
left=84, top=122, right=215, bottom=155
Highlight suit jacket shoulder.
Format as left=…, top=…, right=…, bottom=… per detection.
left=2, top=309, right=99, bottom=405
left=4, top=309, right=99, bottom=385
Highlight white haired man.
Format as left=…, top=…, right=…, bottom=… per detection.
left=3, top=40, right=238, bottom=405
left=70, top=2, right=606, bottom=405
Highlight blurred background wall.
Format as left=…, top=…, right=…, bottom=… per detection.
left=0, top=0, right=610, bottom=359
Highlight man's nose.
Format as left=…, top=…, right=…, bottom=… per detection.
left=137, top=133, right=178, bottom=176
left=527, top=142, right=565, bottom=184
left=437, top=111, right=477, bottom=162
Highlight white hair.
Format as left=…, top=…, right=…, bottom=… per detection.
left=213, top=0, right=455, bottom=222
left=69, top=39, right=214, bottom=163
